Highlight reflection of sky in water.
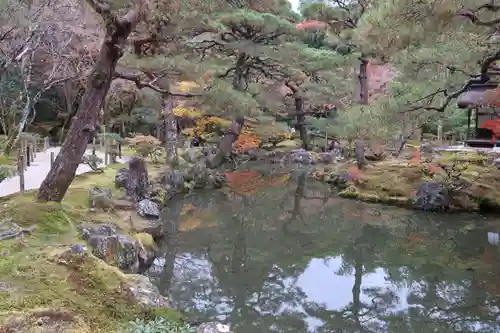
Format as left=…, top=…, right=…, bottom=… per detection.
left=152, top=253, right=498, bottom=332
left=155, top=254, right=410, bottom=331
left=290, top=257, right=409, bottom=330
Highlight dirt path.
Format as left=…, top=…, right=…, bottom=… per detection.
left=0, top=147, right=128, bottom=197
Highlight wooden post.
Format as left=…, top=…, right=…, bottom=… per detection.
left=26, top=144, right=31, bottom=167
left=50, top=151, right=55, bottom=166
left=30, top=144, right=35, bottom=162
left=437, top=118, right=443, bottom=144
left=43, top=137, right=50, bottom=152
left=18, top=154, right=25, bottom=194
left=104, top=139, right=108, bottom=165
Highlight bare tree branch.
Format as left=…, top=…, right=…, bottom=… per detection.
left=114, top=72, right=202, bottom=97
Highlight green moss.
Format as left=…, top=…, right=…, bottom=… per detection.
left=135, top=233, right=157, bottom=252
left=147, top=308, right=185, bottom=324
left=0, top=163, right=173, bottom=332
left=0, top=154, right=16, bottom=166
left=0, top=244, right=144, bottom=332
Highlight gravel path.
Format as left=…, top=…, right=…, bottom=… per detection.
left=0, top=147, right=128, bottom=197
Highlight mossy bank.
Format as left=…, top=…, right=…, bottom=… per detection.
left=0, top=163, right=182, bottom=332
left=311, top=151, right=500, bottom=213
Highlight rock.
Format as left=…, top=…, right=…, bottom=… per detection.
left=182, top=147, right=204, bottom=164
left=125, top=157, right=149, bottom=202
left=275, top=139, right=301, bottom=149
left=365, top=147, right=385, bottom=161
left=88, top=187, right=113, bottom=209
left=493, top=158, right=500, bottom=169
left=419, top=143, right=435, bottom=154
left=324, top=171, right=352, bottom=189
left=115, top=168, right=129, bottom=189
left=290, top=149, right=318, bottom=165
left=318, top=152, right=336, bottom=164
left=137, top=199, right=160, bottom=218
left=122, top=274, right=170, bottom=310
left=207, top=171, right=227, bottom=189
left=191, top=163, right=209, bottom=188
left=164, top=168, right=185, bottom=199
left=201, top=146, right=222, bottom=168
left=54, top=245, right=168, bottom=311
left=78, top=223, right=156, bottom=273
left=197, top=322, right=231, bottom=333
left=414, top=182, right=449, bottom=212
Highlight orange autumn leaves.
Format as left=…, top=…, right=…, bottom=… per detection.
left=232, top=133, right=261, bottom=153
left=225, top=171, right=290, bottom=196
left=410, top=151, right=442, bottom=176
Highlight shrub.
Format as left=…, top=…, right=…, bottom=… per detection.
left=82, top=154, right=103, bottom=171
left=127, top=135, right=163, bottom=163
left=0, top=165, right=15, bottom=183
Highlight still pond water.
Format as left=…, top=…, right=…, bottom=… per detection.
left=148, top=171, right=500, bottom=333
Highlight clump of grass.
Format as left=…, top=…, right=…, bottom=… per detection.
left=124, top=317, right=193, bottom=333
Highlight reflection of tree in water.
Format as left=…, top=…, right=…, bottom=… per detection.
left=305, top=219, right=500, bottom=333
left=152, top=174, right=500, bottom=333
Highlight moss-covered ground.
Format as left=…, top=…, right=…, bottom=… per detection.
left=324, top=151, right=500, bottom=212
left=0, top=162, right=176, bottom=332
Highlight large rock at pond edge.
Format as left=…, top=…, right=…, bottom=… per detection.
left=122, top=274, right=170, bottom=310
left=137, top=199, right=160, bottom=218
left=53, top=245, right=169, bottom=310
left=125, top=157, right=149, bottom=201
left=413, top=182, right=450, bottom=212
left=78, top=223, right=156, bottom=273
left=163, top=168, right=185, bottom=199
left=88, top=187, right=113, bottom=209
left=197, top=322, right=232, bottom=333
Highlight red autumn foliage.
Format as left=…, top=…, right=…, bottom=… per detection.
left=480, top=119, right=500, bottom=143
left=424, top=163, right=442, bottom=176
left=410, top=151, right=421, bottom=165
left=295, top=20, right=327, bottom=30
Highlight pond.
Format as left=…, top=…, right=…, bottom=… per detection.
left=147, top=170, right=500, bottom=333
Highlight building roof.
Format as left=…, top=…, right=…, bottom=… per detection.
left=457, top=83, right=499, bottom=108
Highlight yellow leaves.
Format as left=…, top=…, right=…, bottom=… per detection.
left=177, top=81, right=200, bottom=92
left=173, top=107, right=203, bottom=118
left=126, top=135, right=161, bottom=146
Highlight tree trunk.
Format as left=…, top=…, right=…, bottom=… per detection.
left=163, top=98, right=178, bottom=167
left=218, top=115, right=244, bottom=162
left=358, top=55, right=369, bottom=105
left=36, top=29, right=132, bottom=202
left=295, top=96, right=310, bottom=150
left=355, top=139, right=367, bottom=170
left=2, top=94, right=41, bottom=155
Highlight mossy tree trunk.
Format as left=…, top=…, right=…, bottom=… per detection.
left=36, top=1, right=147, bottom=202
